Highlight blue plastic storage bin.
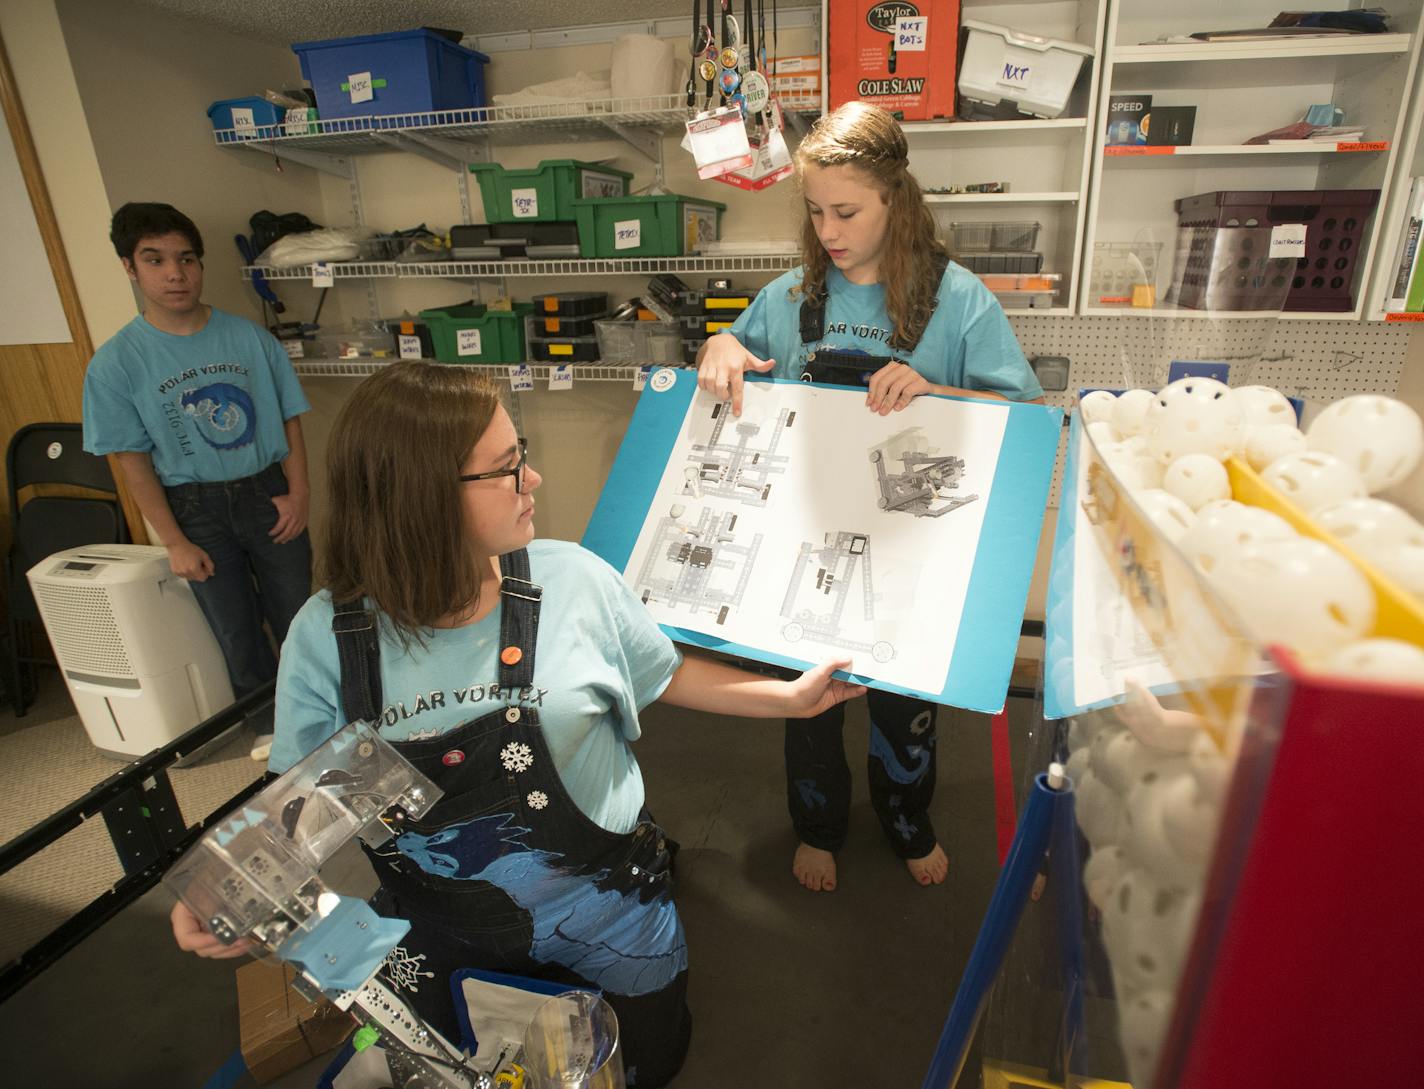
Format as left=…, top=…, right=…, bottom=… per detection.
left=206, top=96, right=286, bottom=142
left=291, top=29, right=490, bottom=123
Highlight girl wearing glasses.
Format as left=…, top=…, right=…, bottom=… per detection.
left=171, top=361, right=862, bottom=1087
left=697, top=102, right=1043, bottom=895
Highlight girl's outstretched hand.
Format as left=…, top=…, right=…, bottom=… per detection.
left=697, top=333, right=776, bottom=417
left=783, top=658, right=867, bottom=718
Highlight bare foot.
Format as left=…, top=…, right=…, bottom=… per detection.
left=792, top=843, right=838, bottom=892
left=905, top=843, right=949, bottom=886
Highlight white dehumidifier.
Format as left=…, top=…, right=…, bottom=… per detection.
left=27, top=544, right=234, bottom=760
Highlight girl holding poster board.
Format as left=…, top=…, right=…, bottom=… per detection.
left=697, top=101, right=1043, bottom=892
left=170, top=363, right=864, bottom=1086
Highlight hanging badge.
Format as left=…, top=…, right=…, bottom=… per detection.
left=719, top=46, right=740, bottom=69
left=698, top=58, right=718, bottom=82
left=719, top=67, right=741, bottom=95
left=684, top=105, right=754, bottom=179
left=741, top=70, right=770, bottom=113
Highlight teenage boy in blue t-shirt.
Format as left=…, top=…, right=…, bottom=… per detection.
left=83, top=203, right=312, bottom=748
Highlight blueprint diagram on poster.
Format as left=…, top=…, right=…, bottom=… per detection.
left=585, top=372, right=1062, bottom=712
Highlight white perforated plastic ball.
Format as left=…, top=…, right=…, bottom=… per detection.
left=1078, top=389, right=1119, bottom=426
left=1113, top=387, right=1158, bottom=438
left=1188, top=733, right=1229, bottom=803
left=1118, top=990, right=1175, bottom=1089
left=1261, top=450, right=1366, bottom=513
left=1086, top=420, right=1120, bottom=448
left=1314, top=496, right=1421, bottom=550
left=1098, top=442, right=1162, bottom=492
left=1134, top=488, right=1197, bottom=541
left=1234, top=385, right=1297, bottom=429
left=1162, top=454, right=1230, bottom=511
left=1306, top=394, right=1424, bottom=493
left=1243, top=424, right=1307, bottom=472
left=1367, top=541, right=1424, bottom=597
left=1123, top=769, right=1200, bottom=889
left=1210, top=537, right=1375, bottom=657
left=1142, top=377, right=1246, bottom=464
left=1075, top=767, right=1126, bottom=849
left=1321, top=638, right=1424, bottom=684
left=1174, top=500, right=1296, bottom=577
left=1102, top=869, right=1200, bottom=991
left=1083, top=845, right=1128, bottom=911
left=1159, top=773, right=1218, bottom=872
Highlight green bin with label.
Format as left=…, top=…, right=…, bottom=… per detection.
left=572, top=194, right=726, bottom=258
left=419, top=302, right=534, bottom=363
left=468, top=159, right=633, bottom=223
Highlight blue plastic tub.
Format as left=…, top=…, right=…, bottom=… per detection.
left=206, top=96, right=285, bottom=142
left=291, top=29, right=490, bottom=122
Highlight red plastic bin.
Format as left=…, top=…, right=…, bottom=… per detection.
left=1173, top=189, right=1380, bottom=312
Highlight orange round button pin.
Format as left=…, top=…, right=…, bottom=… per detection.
left=500, top=645, right=523, bottom=666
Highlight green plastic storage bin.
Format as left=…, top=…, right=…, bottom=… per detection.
left=419, top=302, right=534, bottom=363
left=468, top=159, right=633, bottom=223
left=572, top=194, right=726, bottom=258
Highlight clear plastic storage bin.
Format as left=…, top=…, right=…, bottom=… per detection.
left=594, top=320, right=684, bottom=363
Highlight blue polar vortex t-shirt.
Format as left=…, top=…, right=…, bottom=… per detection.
left=270, top=540, right=684, bottom=836
left=727, top=263, right=1043, bottom=400
left=82, top=307, right=310, bottom=485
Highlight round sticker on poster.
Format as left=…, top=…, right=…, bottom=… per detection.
left=649, top=368, right=678, bottom=393
left=741, top=71, right=769, bottom=113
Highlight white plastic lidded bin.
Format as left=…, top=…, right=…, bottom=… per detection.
left=958, top=20, right=1094, bottom=119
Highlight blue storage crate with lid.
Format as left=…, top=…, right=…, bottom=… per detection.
left=291, top=29, right=490, bottom=122
left=207, top=96, right=286, bottom=142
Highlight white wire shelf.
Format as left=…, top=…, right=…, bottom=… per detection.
left=213, top=93, right=822, bottom=151
left=1103, top=142, right=1391, bottom=159
left=245, top=253, right=800, bottom=281
left=926, top=191, right=1079, bottom=204
left=292, top=358, right=689, bottom=380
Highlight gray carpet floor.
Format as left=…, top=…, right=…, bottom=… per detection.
left=0, top=670, right=1113, bottom=1088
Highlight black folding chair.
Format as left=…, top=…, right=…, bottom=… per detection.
left=4, top=423, right=129, bottom=715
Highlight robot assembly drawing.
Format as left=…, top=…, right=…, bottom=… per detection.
left=637, top=505, right=761, bottom=625
left=780, top=531, right=895, bottom=663
left=870, top=446, right=979, bottom=518
left=682, top=401, right=794, bottom=507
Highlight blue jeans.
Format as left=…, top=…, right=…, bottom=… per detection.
left=165, top=462, right=312, bottom=699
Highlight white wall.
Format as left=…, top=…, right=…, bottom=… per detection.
left=54, top=0, right=328, bottom=337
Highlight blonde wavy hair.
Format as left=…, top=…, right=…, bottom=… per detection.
left=793, top=101, right=946, bottom=352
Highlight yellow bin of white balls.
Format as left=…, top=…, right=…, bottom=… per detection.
left=1226, top=457, right=1424, bottom=647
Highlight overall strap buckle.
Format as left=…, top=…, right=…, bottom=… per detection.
left=499, top=576, right=543, bottom=602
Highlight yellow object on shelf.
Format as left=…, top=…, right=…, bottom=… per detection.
left=1130, top=283, right=1156, bottom=307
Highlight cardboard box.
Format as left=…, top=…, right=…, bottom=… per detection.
left=237, top=958, right=355, bottom=1084
left=829, top=0, right=961, bottom=121
left=768, top=54, right=821, bottom=96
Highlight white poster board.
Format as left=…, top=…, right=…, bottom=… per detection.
left=0, top=106, right=70, bottom=346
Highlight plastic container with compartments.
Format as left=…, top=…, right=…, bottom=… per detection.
left=469, top=160, right=633, bottom=223
left=949, top=220, right=1041, bottom=252
left=291, top=29, right=490, bottom=122
left=572, top=194, right=725, bottom=258
left=529, top=335, right=600, bottom=362
left=958, top=20, right=1093, bottom=120
left=594, top=320, right=684, bottom=363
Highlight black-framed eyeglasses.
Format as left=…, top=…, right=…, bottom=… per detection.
left=459, top=438, right=529, bottom=493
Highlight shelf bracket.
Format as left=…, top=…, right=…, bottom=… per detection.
left=239, top=143, right=354, bottom=180
left=370, top=131, right=482, bottom=172
left=600, top=121, right=663, bottom=163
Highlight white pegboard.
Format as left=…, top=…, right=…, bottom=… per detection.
left=1006, top=314, right=1415, bottom=506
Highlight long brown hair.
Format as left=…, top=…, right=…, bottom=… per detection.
left=322, top=362, right=501, bottom=640
left=794, top=101, right=946, bottom=353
